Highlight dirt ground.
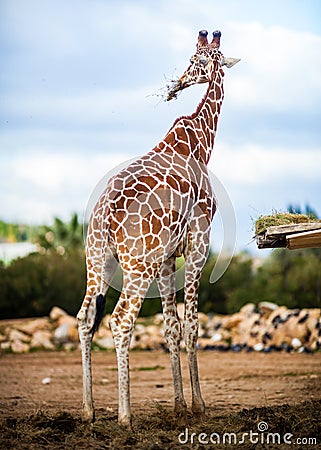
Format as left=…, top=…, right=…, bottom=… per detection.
left=0, top=350, right=320, bottom=449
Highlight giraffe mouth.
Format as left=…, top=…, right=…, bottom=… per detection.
left=166, top=79, right=183, bottom=102
left=166, top=74, right=192, bottom=102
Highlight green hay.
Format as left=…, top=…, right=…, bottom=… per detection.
left=255, top=213, right=315, bottom=236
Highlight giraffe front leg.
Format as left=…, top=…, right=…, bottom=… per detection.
left=184, top=289, right=205, bottom=416
left=163, top=302, right=187, bottom=417
left=183, top=237, right=208, bottom=416
left=110, top=325, right=132, bottom=427
left=109, top=273, right=152, bottom=428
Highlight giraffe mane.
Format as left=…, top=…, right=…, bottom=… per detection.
left=171, top=72, right=216, bottom=128
left=171, top=88, right=208, bottom=127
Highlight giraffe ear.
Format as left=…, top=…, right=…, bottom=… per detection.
left=222, top=57, right=241, bottom=68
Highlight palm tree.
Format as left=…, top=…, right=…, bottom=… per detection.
left=287, top=204, right=319, bottom=220
left=35, top=213, right=84, bottom=256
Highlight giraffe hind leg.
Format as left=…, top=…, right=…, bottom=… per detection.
left=78, top=291, right=111, bottom=422
left=77, top=292, right=96, bottom=422
left=157, top=257, right=187, bottom=418
left=78, top=292, right=108, bottom=422
left=77, top=251, right=118, bottom=423
left=110, top=271, right=155, bottom=428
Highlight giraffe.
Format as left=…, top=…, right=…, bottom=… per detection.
left=77, top=29, right=239, bottom=427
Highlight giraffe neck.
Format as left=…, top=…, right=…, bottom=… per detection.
left=164, top=68, right=224, bottom=165
left=195, top=69, right=224, bottom=162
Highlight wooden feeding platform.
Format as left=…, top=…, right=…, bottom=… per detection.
left=255, top=214, right=321, bottom=250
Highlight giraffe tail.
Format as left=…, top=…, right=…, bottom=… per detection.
left=91, top=294, right=106, bottom=335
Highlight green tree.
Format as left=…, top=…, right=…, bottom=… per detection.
left=195, top=252, right=256, bottom=314
left=287, top=203, right=319, bottom=220
left=0, top=252, right=86, bottom=318
left=35, top=213, right=84, bottom=256
left=253, top=248, right=321, bottom=309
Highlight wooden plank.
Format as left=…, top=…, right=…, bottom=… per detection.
left=289, top=229, right=321, bottom=240
left=256, top=222, right=321, bottom=249
left=287, top=229, right=321, bottom=250
left=265, top=222, right=321, bottom=238
left=257, top=235, right=286, bottom=249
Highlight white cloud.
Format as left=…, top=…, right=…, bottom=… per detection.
left=210, top=143, right=321, bottom=186
left=5, top=84, right=160, bottom=125
left=1, top=151, right=133, bottom=223
left=15, top=151, right=132, bottom=191
left=224, top=21, right=321, bottom=111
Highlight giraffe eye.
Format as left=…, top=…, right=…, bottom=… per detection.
left=197, top=56, right=209, bottom=66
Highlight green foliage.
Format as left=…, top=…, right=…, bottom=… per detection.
left=0, top=220, right=40, bottom=243
left=0, top=252, right=86, bottom=318
left=200, top=248, right=321, bottom=313
left=287, top=203, right=319, bottom=220
left=35, top=213, right=84, bottom=256
left=1, top=248, right=321, bottom=319
left=199, top=252, right=255, bottom=314
left=252, top=248, right=321, bottom=309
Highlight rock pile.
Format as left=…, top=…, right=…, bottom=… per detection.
left=197, top=302, right=321, bottom=353
left=0, top=303, right=320, bottom=354
left=0, top=307, right=79, bottom=353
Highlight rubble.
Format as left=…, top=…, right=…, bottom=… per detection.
left=30, top=330, right=55, bottom=350
left=0, top=303, right=320, bottom=354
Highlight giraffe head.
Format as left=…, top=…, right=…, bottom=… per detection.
left=166, top=30, right=240, bottom=101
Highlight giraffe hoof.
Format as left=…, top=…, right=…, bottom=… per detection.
left=82, top=408, right=95, bottom=423
left=192, top=401, right=205, bottom=416
left=118, top=415, right=132, bottom=429
left=174, top=401, right=188, bottom=419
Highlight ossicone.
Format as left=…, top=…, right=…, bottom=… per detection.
left=197, top=30, right=208, bottom=49
left=210, top=30, right=221, bottom=48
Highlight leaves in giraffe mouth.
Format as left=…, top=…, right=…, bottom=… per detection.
left=146, top=76, right=182, bottom=103
left=165, top=79, right=183, bottom=102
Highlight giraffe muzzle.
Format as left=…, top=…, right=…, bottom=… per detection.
left=166, top=79, right=183, bottom=102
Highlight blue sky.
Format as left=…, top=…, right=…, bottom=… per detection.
left=1, top=0, right=321, bottom=254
